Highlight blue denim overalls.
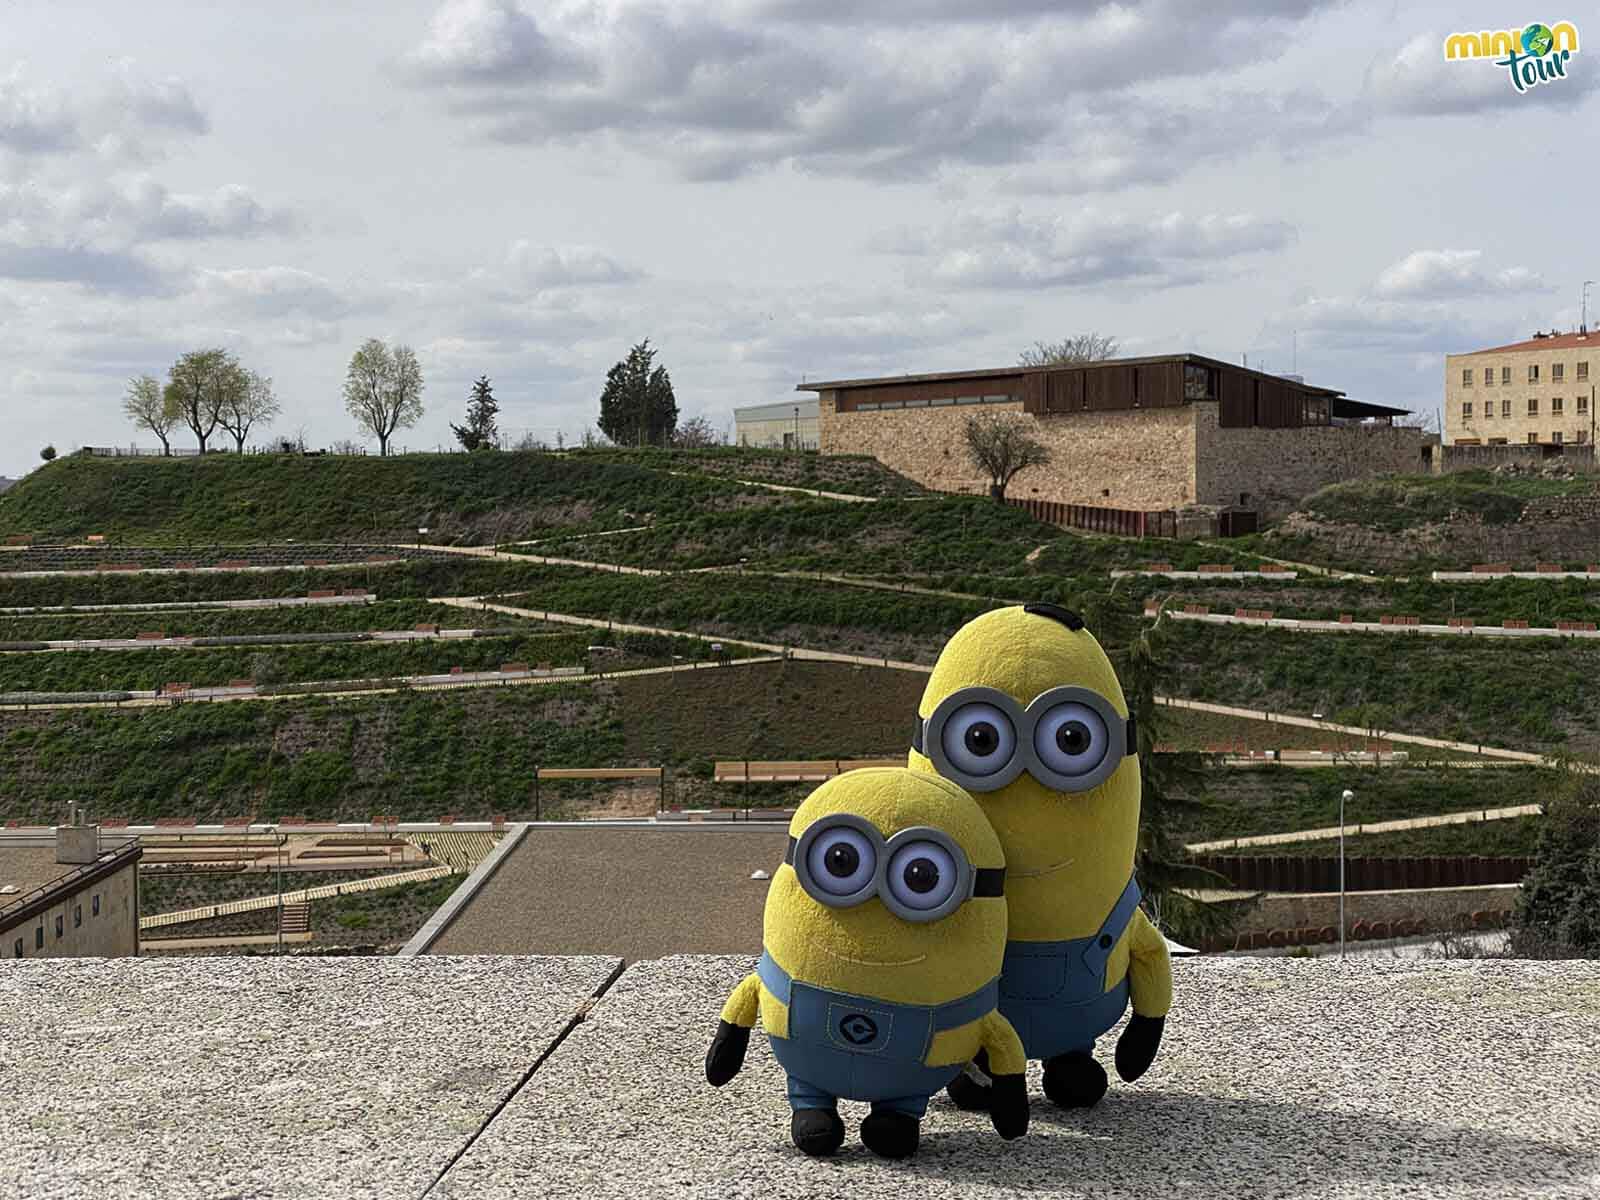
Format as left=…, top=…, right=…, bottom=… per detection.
left=999, top=874, right=1142, bottom=1061
left=757, top=950, right=1001, bottom=1118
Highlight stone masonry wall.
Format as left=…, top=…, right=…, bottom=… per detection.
left=818, top=395, right=1198, bottom=508
left=1192, top=404, right=1433, bottom=518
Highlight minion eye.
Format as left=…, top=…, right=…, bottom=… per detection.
left=940, top=702, right=1017, bottom=777
left=1033, top=701, right=1109, bottom=777
left=885, top=840, right=959, bottom=913
left=806, top=826, right=876, bottom=897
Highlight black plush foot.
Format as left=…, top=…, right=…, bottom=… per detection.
left=790, top=1108, right=846, bottom=1157
left=946, top=1069, right=992, bottom=1112
left=1043, top=1051, right=1108, bottom=1109
left=860, top=1110, right=921, bottom=1160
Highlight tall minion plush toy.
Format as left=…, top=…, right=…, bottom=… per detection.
left=705, top=767, right=1029, bottom=1159
left=908, top=603, right=1172, bottom=1110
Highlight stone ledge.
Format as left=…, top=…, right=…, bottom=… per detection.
left=3, top=957, right=1597, bottom=1199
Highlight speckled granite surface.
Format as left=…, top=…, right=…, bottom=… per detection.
left=437, top=957, right=1600, bottom=1200
left=4, top=957, right=1596, bottom=1199
left=0, top=956, right=619, bottom=1200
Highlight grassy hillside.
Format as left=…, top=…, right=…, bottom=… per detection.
left=564, top=447, right=927, bottom=497
left=1167, top=623, right=1600, bottom=753
left=534, top=497, right=1062, bottom=576
left=0, top=452, right=799, bottom=545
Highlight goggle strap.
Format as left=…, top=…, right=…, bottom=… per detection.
left=972, top=867, right=1006, bottom=898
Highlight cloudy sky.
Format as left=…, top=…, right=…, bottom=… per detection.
left=2, top=1, right=1595, bottom=475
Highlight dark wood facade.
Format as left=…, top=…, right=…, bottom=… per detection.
left=817, top=355, right=1340, bottom=430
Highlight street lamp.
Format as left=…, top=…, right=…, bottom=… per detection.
left=1339, top=789, right=1353, bottom=960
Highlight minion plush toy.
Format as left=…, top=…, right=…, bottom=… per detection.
left=908, top=603, right=1172, bottom=1110
left=705, top=767, right=1029, bottom=1159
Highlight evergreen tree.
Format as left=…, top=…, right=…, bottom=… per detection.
left=1514, top=776, right=1600, bottom=957
left=598, top=339, right=677, bottom=447
left=1076, top=588, right=1252, bottom=947
left=451, top=376, right=501, bottom=451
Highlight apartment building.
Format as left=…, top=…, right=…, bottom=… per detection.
left=1, top=823, right=141, bottom=959
left=1444, top=329, right=1598, bottom=447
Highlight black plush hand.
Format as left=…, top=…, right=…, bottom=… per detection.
left=1115, top=1014, right=1164, bottom=1082
left=988, top=1072, right=1030, bottom=1140
left=705, top=1020, right=751, bottom=1087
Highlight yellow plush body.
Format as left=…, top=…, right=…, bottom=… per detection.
left=718, top=767, right=1025, bottom=1081
left=909, top=607, right=1173, bottom=1035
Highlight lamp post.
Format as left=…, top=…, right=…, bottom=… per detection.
left=1339, top=789, right=1353, bottom=960
left=793, top=405, right=800, bottom=450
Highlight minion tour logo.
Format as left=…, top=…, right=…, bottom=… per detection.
left=1443, top=21, right=1580, bottom=93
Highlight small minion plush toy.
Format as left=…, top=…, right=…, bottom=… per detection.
left=705, top=767, right=1028, bottom=1159
left=909, top=603, right=1172, bottom=1110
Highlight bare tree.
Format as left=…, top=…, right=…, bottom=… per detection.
left=963, top=413, right=1051, bottom=502
left=343, top=338, right=424, bottom=455
left=122, top=374, right=179, bottom=455
left=671, top=414, right=722, bottom=448
left=166, top=348, right=238, bottom=453
left=1018, top=332, right=1120, bottom=367
left=217, top=368, right=281, bottom=453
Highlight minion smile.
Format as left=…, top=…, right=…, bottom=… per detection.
left=815, top=943, right=929, bottom=968
left=1010, top=858, right=1074, bottom=879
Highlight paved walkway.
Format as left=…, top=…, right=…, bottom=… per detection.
left=141, top=932, right=315, bottom=951
left=1185, top=802, right=1544, bottom=853
left=1157, top=607, right=1600, bottom=641
left=140, top=864, right=454, bottom=930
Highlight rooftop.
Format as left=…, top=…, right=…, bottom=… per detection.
left=0, top=844, right=78, bottom=899
left=3, top=957, right=1596, bottom=1198
left=419, top=824, right=788, bottom=959
left=797, top=353, right=1346, bottom=397
left=1455, top=329, right=1600, bottom=355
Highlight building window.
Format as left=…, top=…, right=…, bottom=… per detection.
left=54, top=915, right=63, bottom=939
left=1489, top=438, right=1508, bottom=445
left=1502, top=366, right=1512, bottom=384
left=1554, top=363, right=1565, bottom=382
left=1502, top=398, right=1511, bottom=417
left=1484, top=402, right=1494, bottom=419
left=1529, top=364, right=1540, bottom=383
left=1528, top=397, right=1540, bottom=416
left=1578, top=361, right=1589, bottom=381
left=93, top=894, right=100, bottom=917
left=1553, top=431, right=1564, bottom=444
left=1579, top=395, right=1590, bottom=415
left=1461, top=401, right=1473, bottom=419
left=956, top=395, right=983, bottom=405
left=74, top=904, right=82, bottom=928
left=1528, top=433, right=1539, bottom=444
left=1462, top=369, right=1473, bottom=387
left=1553, top=397, right=1564, bottom=414
left=855, top=402, right=879, bottom=412
left=12, top=938, right=20, bottom=958
left=1579, top=430, right=1588, bottom=444
left=35, top=926, right=43, bottom=949
left=1484, top=368, right=1495, bottom=386
left=929, top=397, right=954, bottom=407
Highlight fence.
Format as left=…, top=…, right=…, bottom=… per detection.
left=81, top=446, right=201, bottom=458
left=1005, top=497, right=1180, bottom=538
left=1190, top=853, right=1534, bottom=893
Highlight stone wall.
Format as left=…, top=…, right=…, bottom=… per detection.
left=818, top=394, right=1198, bottom=507
left=1434, top=442, right=1598, bottom=475
left=1193, top=405, right=1433, bottom=517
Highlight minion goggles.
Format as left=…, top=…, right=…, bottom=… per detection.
left=911, top=685, right=1137, bottom=794
left=785, top=813, right=1005, bottom=923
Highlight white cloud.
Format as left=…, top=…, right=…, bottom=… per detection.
left=872, top=207, right=1295, bottom=289
left=193, top=267, right=360, bottom=320
left=399, top=1, right=1337, bottom=182
left=1374, top=250, right=1552, bottom=300
left=505, top=241, right=643, bottom=287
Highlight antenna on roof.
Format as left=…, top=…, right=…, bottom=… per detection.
left=1583, top=280, right=1594, bottom=334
